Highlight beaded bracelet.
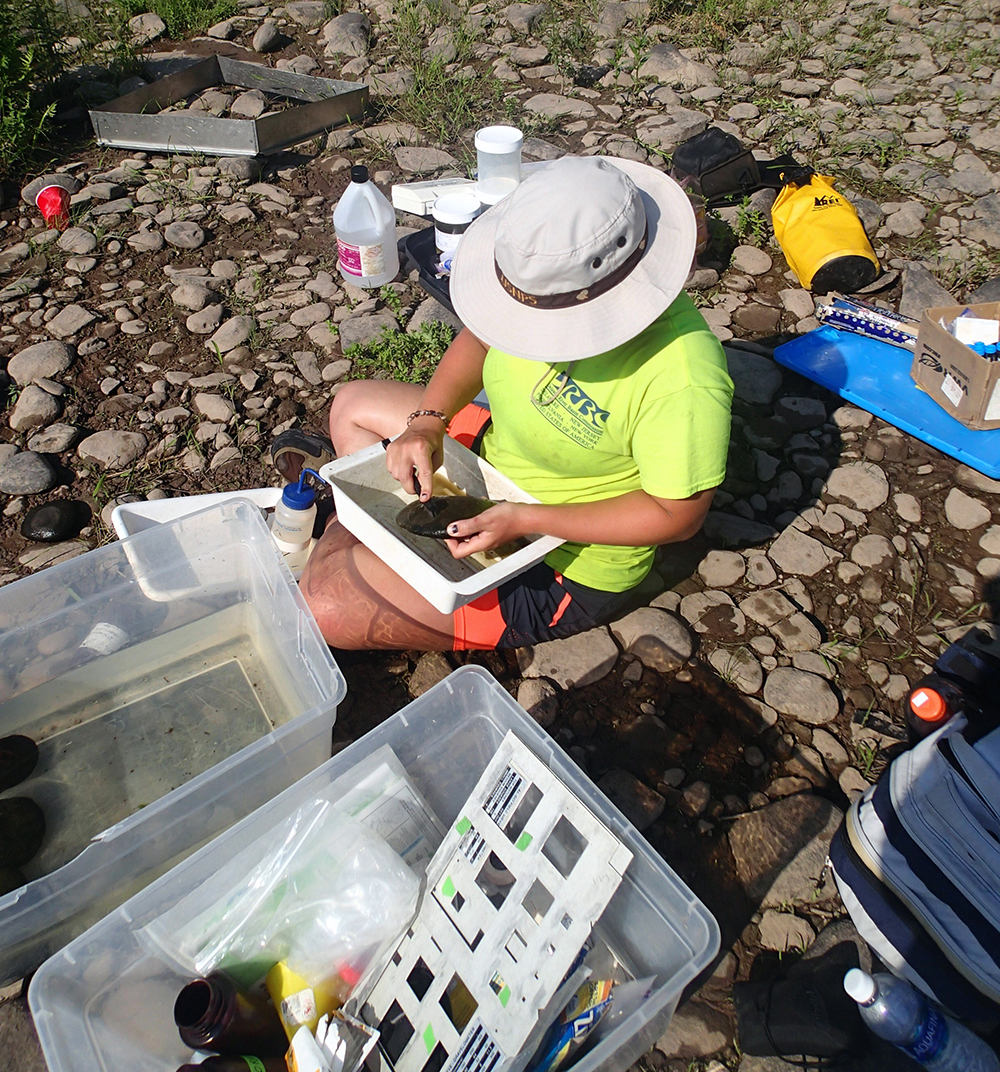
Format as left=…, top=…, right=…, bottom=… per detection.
left=406, top=409, right=448, bottom=426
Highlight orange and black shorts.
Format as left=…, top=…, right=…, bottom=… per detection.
left=448, top=404, right=641, bottom=652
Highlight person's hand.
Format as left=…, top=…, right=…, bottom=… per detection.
left=385, top=422, right=444, bottom=499
left=444, top=502, right=530, bottom=559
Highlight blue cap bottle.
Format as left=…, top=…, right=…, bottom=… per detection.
left=270, top=469, right=320, bottom=551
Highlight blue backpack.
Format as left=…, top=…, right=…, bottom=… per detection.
left=830, top=714, right=1000, bottom=1023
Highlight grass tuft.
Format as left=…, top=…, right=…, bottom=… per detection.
left=0, top=0, right=64, bottom=181
left=345, top=321, right=455, bottom=385
left=648, top=0, right=786, bottom=49
left=114, top=0, right=238, bottom=39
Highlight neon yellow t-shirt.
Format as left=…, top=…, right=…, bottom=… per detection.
left=479, top=292, right=733, bottom=592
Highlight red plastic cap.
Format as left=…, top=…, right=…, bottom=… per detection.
left=35, top=185, right=70, bottom=229
left=909, top=686, right=949, bottom=724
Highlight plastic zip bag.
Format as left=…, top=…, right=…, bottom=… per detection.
left=140, top=798, right=420, bottom=994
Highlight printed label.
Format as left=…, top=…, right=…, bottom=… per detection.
left=337, top=237, right=385, bottom=278
left=985, top=379, right=1000, bottom=422
left=80, top=621, right=129, bottom=655
left=918, top=344, right=944, bottom=372
left=941, top=373, right=964, bottom=407
left=280, top=986, right=317, bottom=1028
left=907, top=1006, right=948, bottom=1063
left=434, top=227, right=463, bottom=255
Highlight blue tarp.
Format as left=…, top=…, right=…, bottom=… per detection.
left=774, top=326, right=1000, bottom=479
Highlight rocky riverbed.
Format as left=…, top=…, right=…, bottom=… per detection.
left=2, top=0, right=1000, bottom=1067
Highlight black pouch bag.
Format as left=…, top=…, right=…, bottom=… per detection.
left=670, top=127, right=761, bottom=202
left=733, top=941, right=867, bottom=1063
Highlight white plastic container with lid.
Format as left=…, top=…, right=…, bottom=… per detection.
left=432, top=191, right=482, bottom=273
left=333, top=164, right=400, bottom=288
left=475, top=125, right=523, bottom=205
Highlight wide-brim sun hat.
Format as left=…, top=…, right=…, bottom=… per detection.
left=449, top=155, right=696, bottom=363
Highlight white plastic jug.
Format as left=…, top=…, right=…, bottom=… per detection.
left=333, top=165, right=400, bottom=288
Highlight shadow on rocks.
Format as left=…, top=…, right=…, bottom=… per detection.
left=712, top=335, right=847, bottom=555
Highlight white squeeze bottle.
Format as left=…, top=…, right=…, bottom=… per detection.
left=333, top=164, right=400, bottom=288
left=844, top=970, right=999, bottom=1072
left=270, top=470, right=318, bottom=554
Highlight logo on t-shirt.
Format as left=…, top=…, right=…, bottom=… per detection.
left=533, top=373, right=609, bottom=448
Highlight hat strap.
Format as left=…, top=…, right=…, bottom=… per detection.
left=494, top=226, right=648, bottom=309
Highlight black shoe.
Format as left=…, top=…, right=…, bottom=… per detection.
left=0, top=735, right=38, bottom=793
left=733, top=941, right=867, bottom=1062
left=0, top=798, right=46, bottom=868
left=270, top=430, right=336, bottom=484
left=0, top=866, right=26, bottom=896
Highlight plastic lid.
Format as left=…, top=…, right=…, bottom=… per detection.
left=351, top=164, right=369, bottom=184
left=475, top=125, right=524, bottom=153
left=281, top=471, right=317, bottom=510
left=432, top=192, right=482, bottom=224
left=844, top=969, right=876, bottom=1005
left=909, top=686, right=949, bottom=724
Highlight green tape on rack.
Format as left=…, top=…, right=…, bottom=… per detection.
left=442, top=875, right=456, bottom=898
left=515, top=832, right=532, bottom=851
left=499, top=985, right=511, bottom=1007
left=456, top=816, right=471, bottom=835
left=424, top=1025, right=436, bottom=1054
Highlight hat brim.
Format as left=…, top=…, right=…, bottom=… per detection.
left=449, top=157, right=697, bottom=363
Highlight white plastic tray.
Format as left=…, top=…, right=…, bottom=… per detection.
left=320, top=438, right=564, bottom=615
left=110, top=489, right=310, bottom=597
left=110, top=487, right=281, bottom=539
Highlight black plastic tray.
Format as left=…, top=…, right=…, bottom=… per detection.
left=398, top=226, right=455, bottom=314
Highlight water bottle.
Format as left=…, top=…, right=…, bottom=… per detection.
left=844, top=969, right=999, bottom=1071
left=333, top=164, right=399, bottom=288
left=270, top=469, right=320, bottom=554
left=50, top=591, right=170, bottom=675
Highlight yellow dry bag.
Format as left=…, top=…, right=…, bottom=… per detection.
left=771, top=173, right=879, bottom=293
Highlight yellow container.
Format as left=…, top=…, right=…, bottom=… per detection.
left=265, top=962, right=346, bottom=1040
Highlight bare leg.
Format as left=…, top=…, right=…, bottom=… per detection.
left=300, top=519, right=457, bottom=650
left=328, top=380, right=425, bottom=455
left=302, top=379, right=458, bottom=650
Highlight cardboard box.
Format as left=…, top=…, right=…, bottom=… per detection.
left=911, top=302, right=1000, bottom=429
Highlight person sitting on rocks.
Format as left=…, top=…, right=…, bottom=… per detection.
left=271, top=155, right=733, bottom=651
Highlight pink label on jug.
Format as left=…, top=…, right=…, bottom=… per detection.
left=338, top=238, right=363, bottom=276
left=338, top=238, right=385, bottom=278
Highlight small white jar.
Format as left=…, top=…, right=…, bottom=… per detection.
left=432, top=192, right=482, bottom=272
left=475, top=125, right=524, bottom=205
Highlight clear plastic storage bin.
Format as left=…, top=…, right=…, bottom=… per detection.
left=30, top=666, right=719, bottom=1072
left=0, top=499, right=346, bottom=984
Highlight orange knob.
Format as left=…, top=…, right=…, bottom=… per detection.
left=909, top=687, right=949, bottom=724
